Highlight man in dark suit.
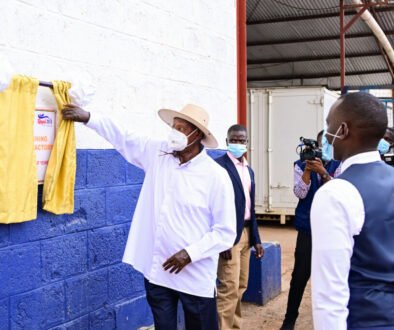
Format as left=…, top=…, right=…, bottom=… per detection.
left=215, top=124, right=264, bottom=330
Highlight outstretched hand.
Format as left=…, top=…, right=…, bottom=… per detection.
left=162, top=249, right=191, bottom=274
left=62, top=104, right=90, bottom=123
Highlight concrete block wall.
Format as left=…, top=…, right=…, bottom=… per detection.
left=0, top=149, right=151, bottom=330
left=0, top=0, right=237, bottom=149
left=1, top=1, right=237, bottom=328
left=0, top=148, right=226, bottom=330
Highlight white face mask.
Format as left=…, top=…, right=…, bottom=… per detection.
left=167, top=128, right=198, bottom=151
left=325, top=124, right=343, bottom=147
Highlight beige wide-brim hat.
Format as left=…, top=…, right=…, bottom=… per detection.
left=158, top=104, right=218, bottom=148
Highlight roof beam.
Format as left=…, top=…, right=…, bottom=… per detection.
left=247, top=52, right=382, bottom=65
left=247, top=6, right=394, bottom=25
left=247, top=31, right=394, bottom=47
left=247, top=69, right=390, bottom=82
left=339, top=84, right=394, bottom=90
left=370, top=6, right=394, bottom=82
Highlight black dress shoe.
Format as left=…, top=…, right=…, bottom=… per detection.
left=279, top=318, right=296, bottom=330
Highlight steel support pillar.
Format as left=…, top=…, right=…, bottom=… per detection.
left=340, top=0, right=346, bottom=94
left=340, top=0, right=389, bottom=94
left=237, top=0, right=247, bottom=127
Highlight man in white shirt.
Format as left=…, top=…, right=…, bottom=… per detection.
left=311, top=92, right=394, bottom=330
left=62, top=103, right=237, bottom=330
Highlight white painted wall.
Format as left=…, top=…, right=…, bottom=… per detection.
left=1, top=0, right=237, bottom=149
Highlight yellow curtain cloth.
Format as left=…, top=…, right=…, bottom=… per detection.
left=0, top=75, right=39, bottom=224
left=42, top=81, right=76, bottom=214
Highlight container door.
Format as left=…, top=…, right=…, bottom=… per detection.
left=249, top=88, right=326, bottom=215
left=248, top=89, right=269, bottom=213
left=269, top=90, right=325, bottom=211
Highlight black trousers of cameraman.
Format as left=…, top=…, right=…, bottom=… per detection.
left=284, top=231, right=312, bottom=322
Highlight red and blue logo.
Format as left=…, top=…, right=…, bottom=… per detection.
left=37, top=113, right=53, bottom=126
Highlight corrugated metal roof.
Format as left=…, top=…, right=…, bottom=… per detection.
left=247, top=37, right=381, bottom=61
left=247, top=0, right=394, bottom=89
left=247, top=0, right=340, bottom=23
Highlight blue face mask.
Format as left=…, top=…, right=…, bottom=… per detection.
left=378, top=139, right=390, bottom=155
left=321, top=132, right=333, bottom=162
left=227, top=143, right=247, bottom=158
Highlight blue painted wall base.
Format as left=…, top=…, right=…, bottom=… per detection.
left=0, top=148, right=227, bottom=330
left=242, top=242, right=282, bottom=306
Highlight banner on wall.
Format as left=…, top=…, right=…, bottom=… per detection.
left=34, top=109, right=56, bottom=183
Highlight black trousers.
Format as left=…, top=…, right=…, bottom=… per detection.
left=284, top=231, right=312, bottom=322
left=144, top=278, right=219, bottom=330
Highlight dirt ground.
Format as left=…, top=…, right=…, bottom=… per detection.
left=241, top=221, right=313, bottom=330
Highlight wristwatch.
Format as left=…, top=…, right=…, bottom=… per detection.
left=321, top=172, right=329, bottom=180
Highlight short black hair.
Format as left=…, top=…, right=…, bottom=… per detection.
left=317, top=130, right=324, bottom=140
left=336, top=92, right=387, bottom=143
left=387, top=127, right=394, bottom=134
left=227, top=124, right=247, bottom=136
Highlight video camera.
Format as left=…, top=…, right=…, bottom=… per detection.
left=297, top=137, right=322, bottom=162
left=383, top=153, right=394, bottom=166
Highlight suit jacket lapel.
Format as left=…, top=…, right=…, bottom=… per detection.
left=248, top=167, right=255, bottom=187
left=248, top=166, right=255, bottom=199
left=224, top=154, right=244, bottom=193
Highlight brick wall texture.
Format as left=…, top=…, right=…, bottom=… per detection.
left=0, top=0, right=237, bottom=149
left=1, top=1, right=236, bottom=327
left=0, top=149, right=226, bottom=330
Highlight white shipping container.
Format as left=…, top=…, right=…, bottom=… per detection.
left=248, top=87, right=339, bottom=224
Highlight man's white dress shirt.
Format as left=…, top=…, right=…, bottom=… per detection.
left=86, top=113, right=236, bottom=298
left=310, top=151, right=382, bottom=330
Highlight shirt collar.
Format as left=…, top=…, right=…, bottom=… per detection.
left=227, top=151, right=248, bottom=167
left=341, top=151, right=382, bottom=173
left=176, top=147, right=208, bottom=168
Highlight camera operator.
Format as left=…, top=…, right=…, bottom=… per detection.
left=379, top=127, right=394, bottom=166
left=384, top=127, right=394, bottom=149
left=280, top=130, right=341, bottom=330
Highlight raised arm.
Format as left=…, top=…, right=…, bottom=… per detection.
left=293, top=163, right=311, bottom=199
left=62, top=104, right=161, bottom=171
